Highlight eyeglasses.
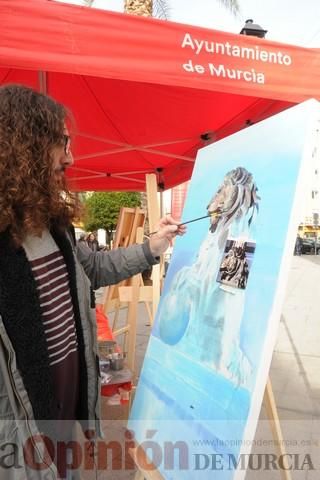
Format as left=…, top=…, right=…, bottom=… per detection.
left=63, top=134, right=71, bottom=155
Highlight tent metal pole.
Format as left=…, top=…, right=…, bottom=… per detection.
left=38, top=71, right=47, bottom=94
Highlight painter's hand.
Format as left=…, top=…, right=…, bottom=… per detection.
left=149, top=215, right=187, bottom=257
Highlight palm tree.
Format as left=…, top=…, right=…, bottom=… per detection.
left=124, top=0, right=170, bottom=18
left=124, top=0, right=153, bottom=16
left=83, top=1, right=240, bottom=19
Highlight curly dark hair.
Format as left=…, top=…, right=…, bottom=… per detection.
left=0, top=84, right=81, bottom=245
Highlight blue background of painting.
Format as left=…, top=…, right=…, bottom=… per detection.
left=129, top=100, right=318, bottom=480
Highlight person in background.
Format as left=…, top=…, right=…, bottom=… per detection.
left=77, top=232, right=87, bottom=244
left=86, top=231, right=99, bottom=251
left=0, top=83, right=186, bottom=479
left=294, top=234, right=302, bottom=255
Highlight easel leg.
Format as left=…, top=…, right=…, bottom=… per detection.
left=144, top=300, right=153, bottom=326
left=126, top=276, right=140, bottom=373
left=111, top=300, right=120, bottom=331
left=130, top=446, right=165, bottom=480
left=146, top=173, right=161, bottom=324
left=263, top=377, right=292, bottom=480
left=134, top=472, right=145, bottom=480
left=139, top=273, right=152, bottom=325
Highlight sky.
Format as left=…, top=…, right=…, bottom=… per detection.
left=56, top=0, right=320, bottom=47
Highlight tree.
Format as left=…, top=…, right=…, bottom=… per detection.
left=214, top=0, right=240, bottom=17
left=83, top=191, right=141, bottom=242
left=83, top=0, right=240, bottom=19
left=124, top=0, right=166, bottom=18
left=124, top=0, right=240, bottom=17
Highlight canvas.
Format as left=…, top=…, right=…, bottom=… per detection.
left=129, top=100, right=319, bottom=479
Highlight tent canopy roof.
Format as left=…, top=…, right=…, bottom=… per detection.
left=1, top=0, right=320, bottom=191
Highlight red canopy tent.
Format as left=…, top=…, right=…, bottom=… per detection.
left=1, top=0, right=320, bottom=191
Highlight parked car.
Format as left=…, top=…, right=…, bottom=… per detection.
left=301, top=237, right=320, bottom=254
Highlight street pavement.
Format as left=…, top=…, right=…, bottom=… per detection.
left=246, top=254, right=320, bottom=480
left=100, top=254, right=320, bottom=480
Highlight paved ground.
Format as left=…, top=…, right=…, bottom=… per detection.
left=246, top=254, right=320, bottom=480
left=99, top=254, right=320, bottom=480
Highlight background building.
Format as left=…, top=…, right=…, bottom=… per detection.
left=299, top=123, right=320, bottom=238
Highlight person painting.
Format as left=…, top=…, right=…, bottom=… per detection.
left=0, top=84, right=186, bottom=479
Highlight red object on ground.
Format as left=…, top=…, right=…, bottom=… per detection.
left=100, top=382, right=132, bottom=399
left=1, top=0, right=320, bottom=192
left=95, top=304, right=115, bottom=343
left=95, top=305, right=131, bottom=397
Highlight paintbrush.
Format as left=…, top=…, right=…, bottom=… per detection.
left=148, top=212, right=221, bottom=236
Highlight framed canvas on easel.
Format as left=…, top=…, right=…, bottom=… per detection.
left=128, top=100, right=319, bottom=480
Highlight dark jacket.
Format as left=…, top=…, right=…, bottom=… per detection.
left=0, top=228, right=157, bottom=479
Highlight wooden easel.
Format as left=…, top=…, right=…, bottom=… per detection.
left=103, top=206, right=145, bottom=314
left=102, top=179, right=161, bottom=370
left=263, top=379, right=292, bottom=479
left=130, top=379, right=292, bottom=480
left=103, top=206, right=153, bottom=335
left=112, top=175, right=162, bottom=362
left=145, top=173, right=161, bottom=323
left=111, top=175, right=161, bottom=368
left=118, top=276, right=153, bottom=372
left=114, top=225, right=153, bottom=372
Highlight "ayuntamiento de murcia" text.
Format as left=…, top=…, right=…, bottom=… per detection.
left=181, top=33, right=293, bottom=84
